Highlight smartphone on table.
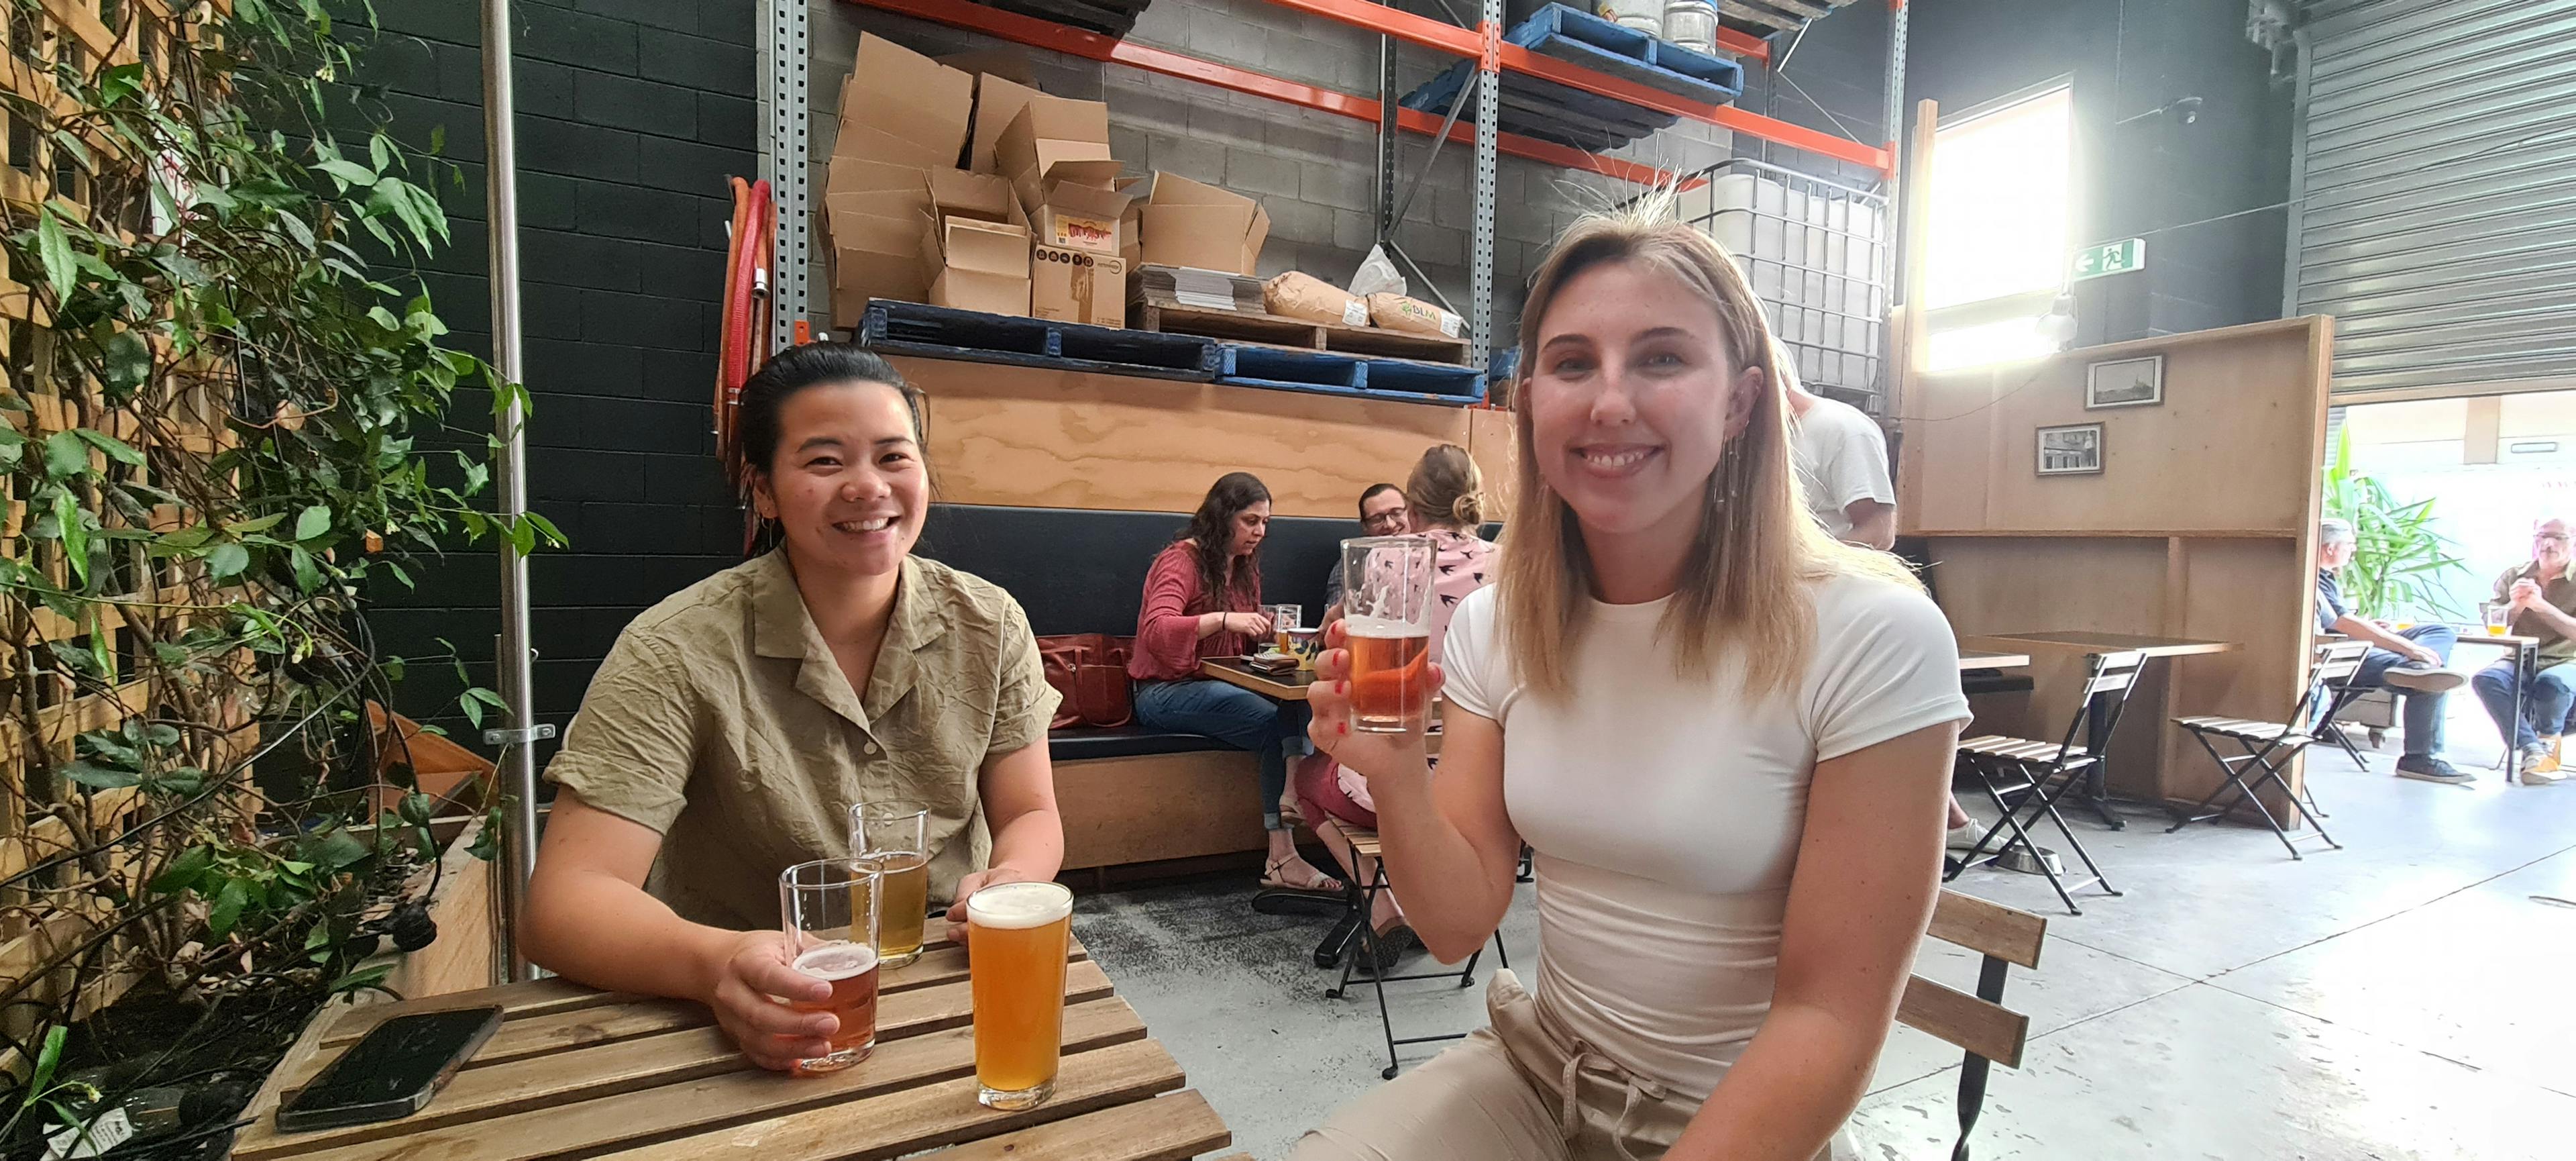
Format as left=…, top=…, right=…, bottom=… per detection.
left=275, top=1006, right=503, bottom=1133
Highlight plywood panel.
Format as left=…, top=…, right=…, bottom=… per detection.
left=1899, top=318, right=2326, bottom=538
left=2159, top=537, right=2314, bottom=813
left=896, top=358, right=1476, bottom=518
left=1466, top=405, right=1518, bottom=523
left=1933, top=536, right=2174, bottom=783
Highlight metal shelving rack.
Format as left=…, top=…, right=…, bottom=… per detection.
left=759, top=0, right=1911, bottom=394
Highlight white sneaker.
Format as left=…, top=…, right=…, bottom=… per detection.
left=2522, top=742, right=2565, bottom=785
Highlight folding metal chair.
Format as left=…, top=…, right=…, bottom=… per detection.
left=1947, top=650, right=2145, bottom=915
left=2166, top=639, right=2367, bottom=859
left=2313, top=683, right=2375, bottom=771
left=1326, top=829, right=1509, bottom=1080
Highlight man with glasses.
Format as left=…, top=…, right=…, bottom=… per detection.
left=2468, top=518, right=2576, bottom=784
left=1325, top=483, right=1410, bottom=608
left=2316, top=517, right=2471, bottom=784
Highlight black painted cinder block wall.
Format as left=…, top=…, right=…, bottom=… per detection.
left=1907, top=0, right=2296, bottom=344
left=360, top=1, right=759, bottom=752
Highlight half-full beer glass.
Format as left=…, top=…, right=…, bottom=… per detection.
left=778, top=858, right=884, bottom=1075
left=851, top=800, right=931, bottom=968
left=967, top=880, right=1073, bottom=1110
left=1340, top=536, right=1436, bottom=733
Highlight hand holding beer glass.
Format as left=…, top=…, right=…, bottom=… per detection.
left=851, top=800, right=932, bottom=968
left=1340, top=536, right=1437, bottom=733
left=777, top=858, right=886, bottom=1075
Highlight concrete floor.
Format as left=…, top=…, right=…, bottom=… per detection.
left=1070, top=705, right=2576, bottom=1160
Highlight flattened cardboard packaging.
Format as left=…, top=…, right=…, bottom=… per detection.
left=1136, top=172, right=1269, bottom=276
left=1032, top=246, right=1125, bottom=328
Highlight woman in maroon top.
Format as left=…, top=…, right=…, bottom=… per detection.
left=1130, top=472, right=1336, bottom=893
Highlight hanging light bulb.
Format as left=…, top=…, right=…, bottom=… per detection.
left=2036, top=291, right=2079, bottom=350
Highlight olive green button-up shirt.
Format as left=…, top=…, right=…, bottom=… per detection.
left=2495, top=562, right=2576, bottom=664
left=544, top=550, right=1059, bottom=931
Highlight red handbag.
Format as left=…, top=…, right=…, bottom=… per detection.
left=1037, top=634, right=1134, bottom=729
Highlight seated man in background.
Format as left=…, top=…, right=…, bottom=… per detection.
left=2316, top=517, right=2470, bottom=784
left=2469, top=518, right=2576, bottom=783
left=1323, top=482, right=1409, bottom=610
left=1781, top=343, right=1896, bottom=551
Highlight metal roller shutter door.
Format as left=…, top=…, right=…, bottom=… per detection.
left=2295, top=0, right=2576, bottom=397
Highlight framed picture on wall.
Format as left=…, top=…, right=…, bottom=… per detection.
left=2037, top=423, right=2105, bottom=476
left=2086, top=354, right=2164, bottom=409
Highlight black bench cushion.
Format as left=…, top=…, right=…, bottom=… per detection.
left=918, top=503, right=1355, bottom=637
left=1046, top=725, right=1232, bottom=762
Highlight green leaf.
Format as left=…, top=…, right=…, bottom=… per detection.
left=290, top=547, right=322, bottom=593
left=208, top=878, right=250, bottom=937
left=295, top=505, right=332, bottom=542
left=314, top=156, right=377, bottom=190
left=73, top=427, right=144, bottom=466
left=224, top=513, right=286, bottom=536
left=150, top=845, right=215, bottom=894
left=26, top=1025, right=66, bottom=1104
left=206, top=543, right=250, bottom=580
left=54, top=491, right=88, bottom=587
left=43, top=431, right=89, bottom=478
left=63, top=761, right=142, bottom=790
left=525, top=511, right=566, bottom=548
left=328, top=962, right=394, bottom=995
left=34, top=205, right=76, bottom=305
left=369, top=132, right=393, bottom=172
left=308, top=827, right=370, bottom=870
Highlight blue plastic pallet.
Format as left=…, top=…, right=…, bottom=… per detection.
left=858, top=300, right=1218, bottom=382
left=1216, top=345, right=1487, bottom=407
left=1400, top=3, right=1745, bottom=152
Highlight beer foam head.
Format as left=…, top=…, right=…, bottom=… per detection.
left=966, top=880, right=1073, bottom=929
left=1343, top=613, right=1429, bottom=637
left=792, top=942, right=878, bottom=980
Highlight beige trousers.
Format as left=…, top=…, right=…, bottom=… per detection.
left=1291, top=970, right=1849, bottom=1161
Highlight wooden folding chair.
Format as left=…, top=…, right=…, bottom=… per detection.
left=2166, top=639, right=2367, bottom=858
left=1948, top=650, right=2146, bottom=915
left=1900, top=889, right=2047, bottom=1161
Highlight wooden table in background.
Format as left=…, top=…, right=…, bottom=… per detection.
left=232, top=933, right=1232, bottom=1161
left=1199, top=656, right=1315, bottom=701
left=1960, top=649, right=2031, bottom=671
left=1978, top=630, right=2236, bottom=660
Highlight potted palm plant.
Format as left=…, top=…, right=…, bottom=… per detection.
left=2321, top=427, right=2471, bottom=743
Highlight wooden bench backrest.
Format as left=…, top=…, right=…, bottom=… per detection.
left=1896, top=890, right=2047, bottom=1069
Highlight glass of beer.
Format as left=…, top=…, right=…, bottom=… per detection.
left=967, top=880, right=1073, bottom=1111
left=851, top=801, right=930, bottom=968
left=1271, top=603, right=1303, bottom=654
left=2483, top=602, right=2511, bottom=636
left=777, top=858, right=884, bottom=1075
left=1340, top=536, right=1436, bottom=734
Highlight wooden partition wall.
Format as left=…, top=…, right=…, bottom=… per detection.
left=900, top=357, right=1517, bottom=519
left=1898, top=317, right=2334, bottom=813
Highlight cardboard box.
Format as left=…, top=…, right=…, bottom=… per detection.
left=994, top=97, right=1113, bottom=183
left=824, top=193, right=930, bottom=325
left=1366, top=292, right=1463, bottom=338
left=1136, top=173, right=1270, bottom=276
left=1033, top=246, right=1125, bottom=328
left=967, top=74, right=1041, bottom=176
left=830, top=119, right=955, bottom=170
left=1116, top=176, right=1145, bottom=270
left=840, top=36, right=973, bottom=168
left=922, top=215, right=1032, bottom=316
left=1267, top=271, right=1368, bottom=327
left=926, top=168, right=1018, bottom=225
left=938, top=49, right=1038, bottom=86
left=1021, top=163, right=1130, bottom=257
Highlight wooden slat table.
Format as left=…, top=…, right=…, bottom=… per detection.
left=233, top=933, right=1232, bottom=1161
left=1199, top=656, right=1315, bottom=701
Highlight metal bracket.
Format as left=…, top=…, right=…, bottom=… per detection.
left=762, top=0, right=813, bottom=351
left=483, top=723, right=558, bottom=747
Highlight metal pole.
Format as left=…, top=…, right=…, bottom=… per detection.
left=764, top=0, right=812, bottom=346
left=1876, top=0, right=1909, bottom=415
left=1375, top=35, right=1397, bottom=241
left=1469, top=0, right=1500, bottom=364
left=481, top=0, right=544, bottom=985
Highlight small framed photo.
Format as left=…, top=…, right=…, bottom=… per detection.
left=2086, top=354, right=2164, bottom=409
left=2037, top=423, right=2104, bottom=476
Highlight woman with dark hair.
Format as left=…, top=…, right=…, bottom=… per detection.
left=1131, top=472, right=1336, bottom=893
left=521, top=342, right=1064, bottom=1072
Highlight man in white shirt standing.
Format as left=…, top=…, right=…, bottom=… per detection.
left=1780, top=347, right=1896, bottom=551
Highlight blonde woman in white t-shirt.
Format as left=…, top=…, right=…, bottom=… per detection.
left=1293, top=209, right=1969, bottom=1161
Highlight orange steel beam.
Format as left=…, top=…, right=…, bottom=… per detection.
left=1256, top=0, right=1888, bottom=172
left=841, top=0, right=1699, bottom=189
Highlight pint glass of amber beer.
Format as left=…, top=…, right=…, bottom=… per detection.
left=850, top=800, right=931, bottom=968
left=778, top=858, right=884, bottom=1075
left=1340, top=536, right=1436, bottom=733
left=967, top=880, right=1073, bottom=1110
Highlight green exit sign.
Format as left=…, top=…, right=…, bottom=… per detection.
left=2073, top=238, right=2147, bottom=280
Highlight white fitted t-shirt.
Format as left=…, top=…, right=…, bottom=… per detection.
left=1790, top=397, right=1895, bottom=542
left=1442, top=574, right=1968, bottom=1096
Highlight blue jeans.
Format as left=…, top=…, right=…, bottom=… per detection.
left=2349, top=624, right=2455, bottom=758
left=2469, top=657, right=2576, bottom=752
left=1134, top=679, right=1311, bottom=831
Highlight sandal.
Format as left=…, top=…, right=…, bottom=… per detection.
left=1260, top=856, right=1344, bottom=896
